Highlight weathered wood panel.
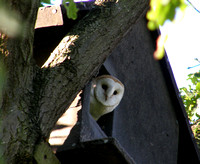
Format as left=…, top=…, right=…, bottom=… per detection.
left=103, top=18, right=179, bottom=164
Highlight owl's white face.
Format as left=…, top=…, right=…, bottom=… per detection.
left=94, top=76, right=124, bottom=107
left=90, top=75, right=124, bottom=120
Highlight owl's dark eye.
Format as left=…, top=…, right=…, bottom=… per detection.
left=102, top=84, right=108, bottom=91
left=113, top=90, right=118, bottom=95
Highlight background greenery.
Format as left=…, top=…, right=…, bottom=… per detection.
left=180, top=70, right=200, bottom=150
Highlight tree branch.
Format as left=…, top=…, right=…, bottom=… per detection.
left=0, top=0, right=41, bottom=162
left=38, top=0, right=149, bottom=137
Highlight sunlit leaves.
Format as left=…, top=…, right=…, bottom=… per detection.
left=62, top=0, right=79, bottom=20
left=196, top=82, right=200, bottom=91
left=192, top=119, right=200, bottom=150
left=147, top=0, right=187, bottom=30
left=180, top=72, right=200, bottom=123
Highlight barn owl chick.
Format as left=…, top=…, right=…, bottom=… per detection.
left=90, top=75, right=125, bottom=121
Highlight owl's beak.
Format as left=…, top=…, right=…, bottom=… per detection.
left=105, top=94, right=108, bottom=101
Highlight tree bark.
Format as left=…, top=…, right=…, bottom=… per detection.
left=0, top=0, right=149, bottom=163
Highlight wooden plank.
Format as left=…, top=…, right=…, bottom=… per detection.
left=56, top=138, right=136, bottom=164
left=35, top=5, right=63, bottom=29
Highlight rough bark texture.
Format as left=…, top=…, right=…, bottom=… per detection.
left=0, top=0, right=41, bottom=163
left=0, top=0, right=149, bottom=163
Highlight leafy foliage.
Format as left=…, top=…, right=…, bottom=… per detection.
left=62, top=0, right=79, bottom=20
left=180, top=71, right=200, bottom=150
left=180, top=72, right=200, bottom=123
left=192, top=119, right=200, bottom=150
left=147, top=0, right=187, bottom=30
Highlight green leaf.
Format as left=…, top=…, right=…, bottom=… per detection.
left=147, top=0, right=187, bottom=30
left=63, top=0, right=79, bottom=20
left=196, top=82, right=200, bottom=91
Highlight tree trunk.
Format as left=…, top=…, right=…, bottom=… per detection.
left=0, top=0, right=149, bottom=163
